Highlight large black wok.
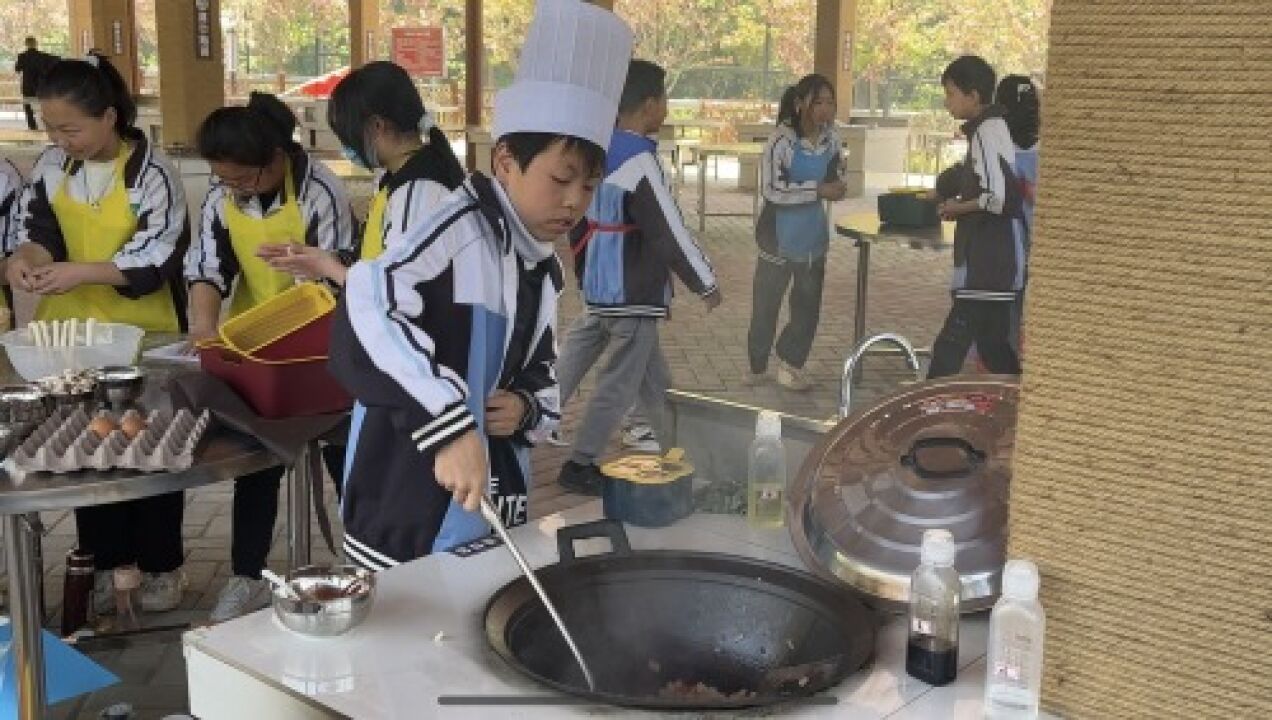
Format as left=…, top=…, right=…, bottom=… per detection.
left=484, top=520, right=878, bottom=710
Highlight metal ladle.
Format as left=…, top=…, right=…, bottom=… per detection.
left=479, top=495, right=596, bottom=691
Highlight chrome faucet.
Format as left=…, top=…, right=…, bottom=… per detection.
left=839, top=333, right=923, bottom=419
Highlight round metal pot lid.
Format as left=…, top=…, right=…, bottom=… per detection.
left=788, top=377, right=1019, bottom=613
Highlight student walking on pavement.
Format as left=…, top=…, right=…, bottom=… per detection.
left=555, top=59, right=721, bottom=495
left=747, top=74, right=847, bottom=391
left=926, top=56, right=1025, bottom=379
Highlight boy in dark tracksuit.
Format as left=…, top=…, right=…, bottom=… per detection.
left=927, top=55, right=1025, bottom=378
left=327, top=0, right=633, bottom=568
left=555, top=60, right=721, bottom=495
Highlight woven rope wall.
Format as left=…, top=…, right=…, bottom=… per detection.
left=1011, top=1, right=1272, bottom=717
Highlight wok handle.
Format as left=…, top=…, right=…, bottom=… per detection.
left=900, top=437, right=986, bottom=480
left=556, top=519, right=633, bottom=562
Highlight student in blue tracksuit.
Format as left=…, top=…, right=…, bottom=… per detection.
left=747, top=73, right=847, bottom=391
left=554, top=59, right=721, bottom=494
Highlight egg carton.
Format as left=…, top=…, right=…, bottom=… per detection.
left=11, top=405, right=212, bottom=474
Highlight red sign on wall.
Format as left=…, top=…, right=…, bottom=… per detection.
left=392, top=27, right=445, bottom=78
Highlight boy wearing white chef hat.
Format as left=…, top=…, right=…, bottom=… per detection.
left=329, top=0, right=633, bottom=569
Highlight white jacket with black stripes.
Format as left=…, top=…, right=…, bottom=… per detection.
left=329, top=171, right=562, bottom=569
left=15, top=134, right=189, bottom=303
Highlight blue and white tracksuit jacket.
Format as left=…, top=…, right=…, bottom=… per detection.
left=329, top=172, right=562, bottom=570
left=567, top=130, right=716, bottom=317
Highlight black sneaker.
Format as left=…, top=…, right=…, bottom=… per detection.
left=557, top=461, right=606, bottom=496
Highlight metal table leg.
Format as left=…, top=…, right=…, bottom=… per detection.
left=852, top=238, right=872, bottom=385
left=5, top=513, right=47, bottom=719
left=698, top=150, right=708, bottom=233
left=287, top=442, right=314, bottom=570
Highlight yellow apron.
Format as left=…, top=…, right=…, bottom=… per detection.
left=223, top=164, right=306, bottom=317
left=359, top=185, right=389, bottom=261
left=36, top=150, right=180, bottom=332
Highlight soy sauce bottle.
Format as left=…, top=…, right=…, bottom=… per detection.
left=905, top=529, right=960, bottom=686
left=61, top=549, right=96, bottom=637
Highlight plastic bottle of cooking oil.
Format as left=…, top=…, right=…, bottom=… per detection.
left=984, top=559, right=1046, bottom=719
left=747, top=410, right=786, bottom=527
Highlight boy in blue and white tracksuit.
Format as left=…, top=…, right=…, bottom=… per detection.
left=555, top=60, right=720, bottom=495
left=328, top=0, right=633, bottom=568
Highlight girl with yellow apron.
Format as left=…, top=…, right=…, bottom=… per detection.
left=186, top=92, right=355, bottom=622
left=259, top=61, right=465, bottom=280
left=5, top=54, right=189, bottom=613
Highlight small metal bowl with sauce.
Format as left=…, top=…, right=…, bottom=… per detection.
left=0, top=384, right=47, bottom=458
left=272, top=565, right=376, bottom=637
left=95, top=365, right=145, bottom=411
left=0, top=384, right=49, bottom=424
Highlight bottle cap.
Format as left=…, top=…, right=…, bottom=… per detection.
left=919, top=528, right=956, bottom=566
left=756, top=410, right=782, bottom=438
left=1001, top=558, right=1040, bottom=600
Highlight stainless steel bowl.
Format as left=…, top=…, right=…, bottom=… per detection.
left=95, top=365, right=145, bottom=410
left=272, top=565, right=376, bottom=637
left=0, top=384, right=49, bottom=424
left=46, top=389, right=96, bottom=412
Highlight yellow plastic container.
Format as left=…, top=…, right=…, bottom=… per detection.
left=217, top=283, right=337, bottom=356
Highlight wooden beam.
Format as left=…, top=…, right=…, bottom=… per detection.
left=349, top=0, right=380, bottom=68
left=464, top=0, right=482, bottom=170
left=67, top=0, right=141, bottom=94
left=155, top=0, right=224, bottom=149
left=813, top=0, right=857, bottom=121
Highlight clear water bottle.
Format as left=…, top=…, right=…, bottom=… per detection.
left=984, top=559, right=1046, bottom=719
left=905, top=528, right=961, bottom=686
left=747, top=410, right=786, bottom=527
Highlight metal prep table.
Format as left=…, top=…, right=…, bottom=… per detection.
left=834, top=211, right=953, bottom=355
left=183, top=501, right=1028, bottom=720
left=0, top=341, right=331, bottom=719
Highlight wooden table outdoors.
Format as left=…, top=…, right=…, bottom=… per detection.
left=0, top=128, right=50, bottom=147
left=322, top=158, right=375, bottom=182
left=834, top=210, right=953, bottom=351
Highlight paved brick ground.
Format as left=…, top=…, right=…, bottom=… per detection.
left=4, top=162, right=956, bottom=718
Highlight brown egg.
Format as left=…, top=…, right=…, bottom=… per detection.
left=120, top=414, right=147, bottom=440
left=88, top=416, right=119, bottom=439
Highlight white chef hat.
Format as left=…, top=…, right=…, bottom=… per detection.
left=492, top=0, right=634, bottom=150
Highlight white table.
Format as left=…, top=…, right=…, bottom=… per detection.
left=184, top=503, right=1005, bottom=719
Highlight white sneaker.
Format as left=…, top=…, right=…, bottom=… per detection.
left=140, top=571, right=187, bottom=613
left=210, top=576, right=272, bottom=623
left=776, top=363, right=815, bottom=392
left=620, top=424, right=660, bottom=453
left=741, top=370, right=769, bottom=387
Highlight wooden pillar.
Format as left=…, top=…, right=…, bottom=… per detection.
left=349, top=0, right=380, bottom=68
left=464, top=0, right=482, bottom=171
left=67, top=0, right=141, bottom=94
left=813, top=0, right=856, bottom=121
left=155, top=0, right=224, bottom=149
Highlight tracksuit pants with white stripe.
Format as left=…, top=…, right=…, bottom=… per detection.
left=927, top=297, right=1021, bottom=378
left=556, top=314, right=670, bottom=466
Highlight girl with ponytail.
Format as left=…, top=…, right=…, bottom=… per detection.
left=6, top=51, right=191, bottom=613
left=747, top=73, right=846, bottom=391
left=186, top=91, right=354, bottom=621
left=258, top=62, right=465, bottom=281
